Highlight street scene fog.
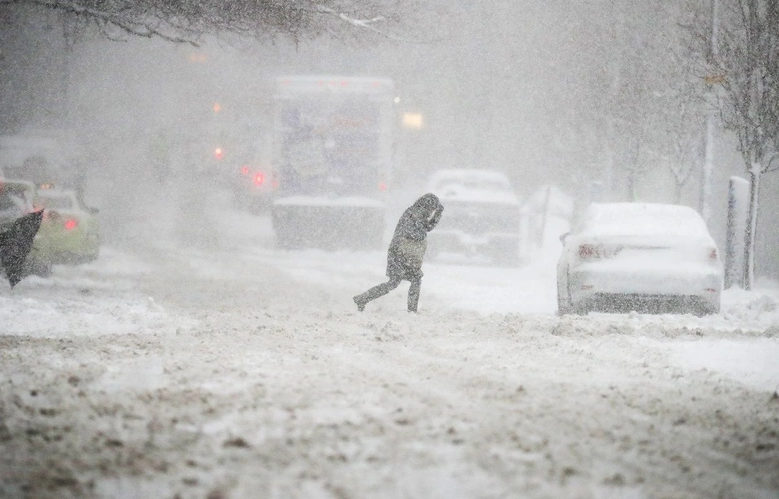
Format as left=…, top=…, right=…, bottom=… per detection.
left=1, top=1, right=779, bottom=498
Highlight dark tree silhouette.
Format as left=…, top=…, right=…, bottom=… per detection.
left=0, top=0, right=411, bottom=45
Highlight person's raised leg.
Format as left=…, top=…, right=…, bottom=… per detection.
left=354, top=278, right=402, bottom=311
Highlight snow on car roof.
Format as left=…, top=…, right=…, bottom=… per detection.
left=582, top=202, right=710, bottom=237
left=427, top=169, right=519, bottom=204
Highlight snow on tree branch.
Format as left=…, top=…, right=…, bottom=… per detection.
left=0, top=0, right=411, bottom=45
left=313, top=5, right=409, bottom=42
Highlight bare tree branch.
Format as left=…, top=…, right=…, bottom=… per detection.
left=682, top=0, right=779, bottom=288
left=0, top=0, right=418, bottom=45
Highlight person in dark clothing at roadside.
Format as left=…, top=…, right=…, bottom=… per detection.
left=353, top=193, right=444, bottom=313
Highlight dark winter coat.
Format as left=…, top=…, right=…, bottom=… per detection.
left=0, top=210, right=44, bottom=288
left=386, top=193, right=444, bottom=281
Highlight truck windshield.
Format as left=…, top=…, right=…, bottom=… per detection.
left=278, top=94, right=383, bottom=196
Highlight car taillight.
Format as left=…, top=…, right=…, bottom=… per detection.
left=379, top=181, right=387, bottom=191
left=578, top=244, right=621, bottom=261
left=579, top=244, right=603, bottom=260
left=64, top=219, right=78, bottom=230
left=253, top=173, right=265, bottom=186
left=241, top=166, right=250, bottom=175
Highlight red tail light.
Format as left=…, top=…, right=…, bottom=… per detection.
left=240, top=166, right=250, bottom=175
left=379, top=181, right=387, bottom=191
left=253, top=173, right=265, bottom=186
left=578, top=244, right=622, bottom=261
left=64, top=219, right=78, bottom=230
left=579, top=244, right=604, bottom=260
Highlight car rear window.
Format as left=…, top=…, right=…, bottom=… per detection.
left=582, top=204, right=709, bottom=237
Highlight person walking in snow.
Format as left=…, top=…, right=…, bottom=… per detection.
left=353, top=193, right=444, bottom=313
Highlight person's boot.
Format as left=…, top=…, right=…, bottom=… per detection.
left=353, top=295, right=366, bottom=312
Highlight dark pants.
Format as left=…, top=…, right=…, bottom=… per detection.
left=355, top=276, right=422, bottom=312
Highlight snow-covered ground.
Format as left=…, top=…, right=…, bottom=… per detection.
left=1, top=189, right=778, bottom=499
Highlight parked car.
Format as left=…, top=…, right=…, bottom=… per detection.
left=426, top=169, right=521, bottom=265
left=557, top=202, right=722, bottom=316
left=33, top=187, right=100, bottom=264
left=0, top=177, right=51, bottom=277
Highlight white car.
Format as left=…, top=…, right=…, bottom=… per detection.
left=426, top=169, right=521, bottom=265
left=557, top=203, right=723, bottom=316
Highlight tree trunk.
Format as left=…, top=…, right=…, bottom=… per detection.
left=742, top=165, right=760, bottom=290
left=674, top=181, right=683, bottom=204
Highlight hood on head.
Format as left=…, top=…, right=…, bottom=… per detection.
left=412, top=193, right=440, bottom=213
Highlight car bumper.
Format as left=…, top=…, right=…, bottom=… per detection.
left=34, top=233, right=100, bottom=263
left=568, top=264, right=722, bottom=312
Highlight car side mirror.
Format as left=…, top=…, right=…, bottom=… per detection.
left=559, top=232, right=570, bottom=246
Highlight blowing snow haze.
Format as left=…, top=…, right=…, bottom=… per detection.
left=1, top=2, right=779, bottom=499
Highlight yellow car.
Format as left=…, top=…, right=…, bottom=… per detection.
left=34, top=188, right=101, bottom=264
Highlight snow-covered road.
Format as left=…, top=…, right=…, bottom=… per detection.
left=1, top=200, right=778, bottom=499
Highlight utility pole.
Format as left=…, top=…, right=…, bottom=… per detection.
left=701, top=0, right=720, bottom=224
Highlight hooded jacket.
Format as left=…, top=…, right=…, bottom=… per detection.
left=386, top=193, right=443, bottom=280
